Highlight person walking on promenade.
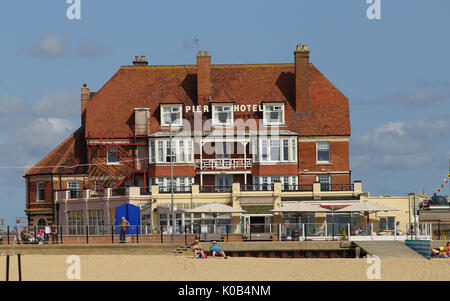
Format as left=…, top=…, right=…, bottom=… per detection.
left=395, top=221, right=401, bottom=236
left=50, top=223, right=58, bottom=244
left=14, top=219, right=22, bottom=244
left=119, top=216, right=130, bottom=243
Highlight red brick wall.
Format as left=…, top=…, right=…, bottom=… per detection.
left=148, top=165, right=195, bottom=177
left=251, top=164, right=298, bottom=176
left=299, top=141, right=349, bottom=172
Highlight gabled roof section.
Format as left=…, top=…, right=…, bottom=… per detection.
left=85, top=62, right=350, bottom=138
left=25, top=127, right=88, bottom=176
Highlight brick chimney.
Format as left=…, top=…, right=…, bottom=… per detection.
left=294, top=44, right=310, bottom=114
left=81, top=83, right=89, bottom=125
left=197, top=50, right=211, bottom=105
left=133, top=55, right=148, bottom=65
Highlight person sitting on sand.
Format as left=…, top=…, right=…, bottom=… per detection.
left=209, top=241, right=227, bottom=259
left=192, top=240, right=205, bottom=258
left=431, top=245, right=448, bottom=258
left=444, top=242, right=450, bottom=255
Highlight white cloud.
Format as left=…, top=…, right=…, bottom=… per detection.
left=354, top=90, right=450, bottom=106
left=16, top=118, right=75, bottom=155
left=351, top=116, right=450, bottom=171
left=32, top=91, right=79, bottom=118
left=29, top=35, right=68, bottom=58
left=0, top=93, right=24, bottom=116
left=77, top=40, right=108, bottom=57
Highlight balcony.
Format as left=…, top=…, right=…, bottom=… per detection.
left=195, top=158, right=252, bottom=170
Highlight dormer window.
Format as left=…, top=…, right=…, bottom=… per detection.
left=263, top=103, right=285, bottom=126
left=161, top=104, right=182, bottom=127
left=212, top=103, right=233, bottom=126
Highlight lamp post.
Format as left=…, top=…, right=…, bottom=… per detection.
left=170, top=122, right=175, bottom=244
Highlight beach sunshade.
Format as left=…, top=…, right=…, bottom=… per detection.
left=271, top=202, right=330, bottom=213
left=335, top=200, right=399, bottom=213
left=184, top=203, right=246, bottom=215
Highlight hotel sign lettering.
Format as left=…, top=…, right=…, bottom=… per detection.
left=185, top=104, right=265, bottom=113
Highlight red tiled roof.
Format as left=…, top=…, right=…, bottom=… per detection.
left=25, top=127, right=88, bottom=176
left=85, top=63, right=350, bottom=138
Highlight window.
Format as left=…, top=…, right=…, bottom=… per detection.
left=255, top=137, right=297, bottom=163
left=263, top=103, right=285, bottom=125
left=68, top=210, right=84, bottom=235
left=317, top=175, right=331, bottom=191
left=254, top=175, right=298, bottom=191
left=110, top=208, right=116, bottom=225
left=261, top=139, right=268, bottom=161
left=150, top=141, right=155, bottom=163
left=317, top=142, right=330, bottom=163
left=151, top=138, right=194, bottom=164
left=37, top=182, right=45, bottom=202
left=107, top=145, right=120, bottom=164
left=151, top=177, right=194, bottom=192
left=89, top=210, right=104, bottom=235
left=212, top=104, right=233, bottom=126
left=161, top=104, right=182, bottom=126
left=216, top=142, right=231, bottom=159
left=380, top=217, right=395, bottom=231
left=282, top=139, right=289, bottom=161
left=68, top=181, right=81, bottom=198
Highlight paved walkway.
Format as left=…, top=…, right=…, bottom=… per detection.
left=353, top=241, right=425, bottom=259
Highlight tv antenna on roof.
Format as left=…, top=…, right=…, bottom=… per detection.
left=194, top=38, right=199, bottom=54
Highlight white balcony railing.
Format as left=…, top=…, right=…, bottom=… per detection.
left=195, top=158, right=252, bottom=170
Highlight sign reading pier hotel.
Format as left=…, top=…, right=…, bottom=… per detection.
left=185, top=104, right=265, bottom=113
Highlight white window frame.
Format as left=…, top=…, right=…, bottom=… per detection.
left=256, top=137, right=297, bottom=163
left=254, top=175, right=298, bottom=190
left=37, top=182, right=45, bottom=202
left=160, top=104, right=183, bottom=127
left=317, top=175, right=331, bottom=191
left=151, top=138, right=194, bottom=164
left=316, top=141, right=330, bottom=163
left=107, top=145, right=121, bottom=165
left=212, top=103, right=233, bottom=127
left=263, top=102, right=285, bottom=126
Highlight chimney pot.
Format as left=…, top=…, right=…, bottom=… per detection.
left=294, top=43, right=310, bottom=113
left=197, top=50, right=211, bottom=105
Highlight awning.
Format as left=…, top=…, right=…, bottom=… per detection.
left=335, top=200, right=399, bottom=213
left=271, top=202, right=330, bottom=213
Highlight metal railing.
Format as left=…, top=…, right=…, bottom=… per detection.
left=159, top=186, right=192, bottom=193
left=0, top=222, right=439, bottom=245
left=282, top=184, right=313, bottom=192
left=241, top=184, right=274, bottom=191
left=199, top=185, right=232, bottom=193
left=69, top=189, right=83, bottom=199
left=195, top=158, right=252, bottom=170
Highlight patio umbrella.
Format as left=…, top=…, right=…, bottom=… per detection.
left=184, top=203, right=246, bottom=232
left=335, top=200, right=399, bottom=234
left=271, top=202, right=331, bottom=213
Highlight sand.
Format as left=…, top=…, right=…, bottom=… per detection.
left=0, top=254, right=449, bottom=281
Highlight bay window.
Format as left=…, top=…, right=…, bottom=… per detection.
left=256, top=137, right=297, bottom=163
left=150, top=138, right=194, bottom=164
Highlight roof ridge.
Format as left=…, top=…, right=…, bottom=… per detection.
left=24, top=126, right=83, bottom=176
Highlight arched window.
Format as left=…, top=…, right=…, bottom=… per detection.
left=37, top=218, right=47, bottom=227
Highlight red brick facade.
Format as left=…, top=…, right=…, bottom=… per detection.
left=24, top=45, right=351, bottom=225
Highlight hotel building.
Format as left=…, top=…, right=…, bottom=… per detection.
left=24, top=45, right=377, bottom=235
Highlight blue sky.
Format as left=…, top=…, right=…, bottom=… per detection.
left=0, top=0, right=449, bottom=224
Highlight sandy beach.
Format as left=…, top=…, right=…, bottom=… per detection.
left=1, top=254, right=449, bottom=281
